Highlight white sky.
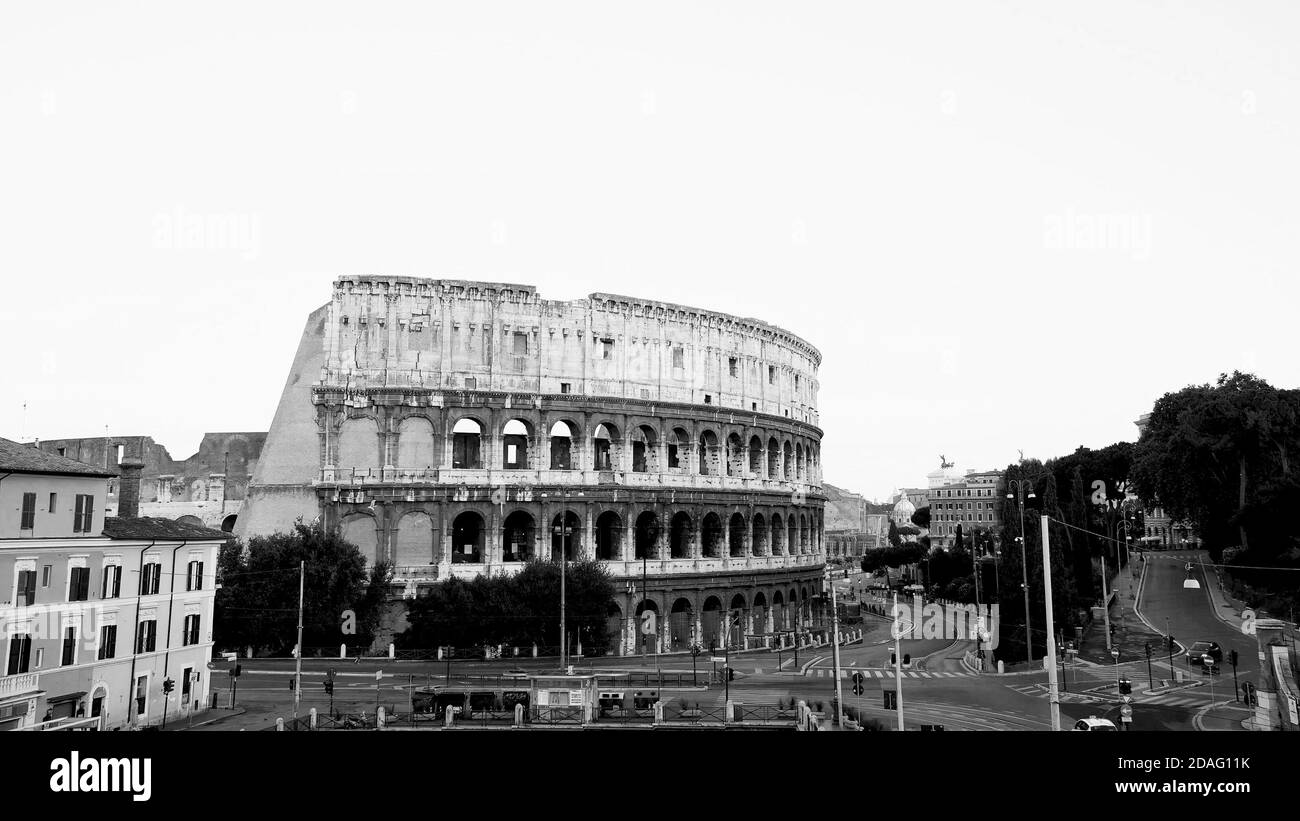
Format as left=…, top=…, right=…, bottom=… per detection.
left=3, top=2, right=1297, bottom=501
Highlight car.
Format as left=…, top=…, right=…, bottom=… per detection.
left=1072, top=716, right=1118, bottom=732
left=1188, top=641, right=1223, bottom=665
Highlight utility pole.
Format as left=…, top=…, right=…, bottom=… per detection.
left=1040, top=516, right=1061, bottom=731
left=560, top=501, right=567, bottom=671
left=828, top=568, right=844, bottom=728
left=293, top=560, right=304, bottom=719
left=892, top=591, right=905, bottom=732
left=1100, top=551, right=1112, bottom=652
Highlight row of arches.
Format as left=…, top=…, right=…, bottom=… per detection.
left=628, top=586, right=818, bottom=652
left=338, top=506, right=825, bottom=567
left=329, top=414, right=822, bottom=482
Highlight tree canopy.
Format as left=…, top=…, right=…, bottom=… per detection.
left=910, top=505, right=931, bottom=530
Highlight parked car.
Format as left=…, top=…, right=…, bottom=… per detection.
left=1072, top=716, right=1118, bottom=731
left=1188, top=641, right=1223, bottom=666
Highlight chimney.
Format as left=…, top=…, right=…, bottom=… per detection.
left=118, top=456, right=145, bottom=519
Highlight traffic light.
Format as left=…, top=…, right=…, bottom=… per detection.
left=1119, top=678, right=1132, bottom=695
left=903, top=653, right=911, bottom=665
left=726, top=667, right=735, bottom=682
left=289, top=678, right=296, bottom=690
left=890, top=651, right=897, bottom=665
left=324, top=679, right=334, bottom=695
left=234, top=663, right=242, bottom=677
left=1228, top=649, right=1239, bottom=667
left=1167, top=635, right=1176, bottom=650
left=162, top=678, right=174, bottom=694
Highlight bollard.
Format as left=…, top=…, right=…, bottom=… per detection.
left=246, top=645, right=254, bottom=659
left=377, top=707, right=386, bottom=729
left=275, top=717, right=285, bottom=732
left=437, top=646, right=443, bottom=661
left=997, top=660, right=1005, bottom=674
left=514, top=703, right=524, bottom=727
left=532, top=643, right=538, bottom=658
left=485, top=646, right=491, bottom=660
left=653, top=701, right=664, bottom=726
left=388, top=643, right=395, bottom=660
left=309, top=707, right=317, bottom=730
left=445, top=705, right=456, bottom=728
left=340, top=643, right=347, bottom=659
left=725, top=700, right=734, bottom=723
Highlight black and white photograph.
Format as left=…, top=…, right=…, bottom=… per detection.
left=1, top=1, right=1296, bottom=804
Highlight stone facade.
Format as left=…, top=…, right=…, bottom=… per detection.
left=239, top=276, right=830, bottom=654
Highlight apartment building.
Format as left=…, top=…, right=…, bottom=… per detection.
left=927, top=470, right=1003, bottom=549
left=0, top=437, right=229, bottom=730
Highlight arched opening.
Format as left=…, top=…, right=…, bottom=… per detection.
left=700, top=512, right=723, bottom=558
left=549, top=420, right=577, bottom=470
left=451, top=418, right=483, bottom=469
left=782, top=441, right=793, bottom=480
left=728, top=513, right=746, bottom=557
left=502, top=511, right=535, bottom=562
left=800, top=514, right=810, bottom=554
left=451, top=511, right=485, bottom=563
left=634, top=511, right=659, bottom=560
left=394, top=511, right=434, bottom=567
left=773, top=590, right=786, bottom=631
left=341, top=515, right=378, bottom=568
left=752, top=592, right=768, bottom=639
left=502, top=419, right=531, bottom=469
left=220, top=514, right=237, bottom=533
left=635, top=599, right=660, bottom=654
left=668, top=427, right=689, bottom=470
left=632, top=425, right=658, bottom=473
left=702, top=596, right=724, bottom=650
left=669, top=511, right=693, bottom=559
left=669, top=598, right=694, bottom=652
left=338, top=417, right=379, bottom=472
left=770, top=513, right=785, bottom=556
left=788, top=588, right=800, bottom=628
left=698, top=430, right=720, bottom=476
left=767, top=436, right=780, bottom=478
left=726, top=432, right=745, bottom=476
left=787, top=516, right=797, bottom=555
left=592, top=423, right=620, bottom=471
left=729, top=594, right=747, bottom=647
left=396, top=416, right=435, bottom=469
left=595, top=511, right=622, bottom=561
left=751, top=512, right=767, bottom=556
left=748, top=435, right=763, bottom=476
left=796, top=443, right=805, bottom=480
left=550, top=511, right=581, bottom=561
left=605, top=601, right=624, bottom=657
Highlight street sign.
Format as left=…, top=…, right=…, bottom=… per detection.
left=710, top=656, right=726, bottom=664
left=1120, top=704, right=1132, bottom=722
left=851, top=672, right=865, bottom=685
left=852, top=685, right=864, bottom=696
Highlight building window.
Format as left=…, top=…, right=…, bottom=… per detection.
left=182, top=666, right=193, bottom=698
left=16, top=568, right=36, bottom=606
left=48, top=493, right=57, bottom=514
left=6, top=634, right=32, bottom=675
left=61, top=626, right=77, bottom=666
left=512, top=332, right=528, bottom=355
left=729, top=357, right=738, bottom=377
left=672, top=347, right=684, bottom=369
left=102, top=565, right=122, bottom=599
left=68, top=566, right=90, bottom=602
left=601, top=339, right=614, bottom=359
left=464, top=377, right=477, bottom=390
left=751, top=403, right=757, bottom=411
left=136, top=620, right=157, bottom=654
left=560, top=382, right=571, bottom=394
left=57, top=447, right=66, bottom=456
left=704, top=395, right=712, bottom=405
left=186, top=560, right=204, bottom=592
left=768, top=366, right=776, bottom=384
left=20, top=493, right=36, bottom=530
left=135, top=675, right=147, bottom=716
left=41, top=565, right=51, bottom=587
left=98, top=625, right=117, bottom=660
left=182, top=614, right=201, bottom=647
left=140, top=562, right=162, bottom=596
left=72, top=494, right=94, bottom=533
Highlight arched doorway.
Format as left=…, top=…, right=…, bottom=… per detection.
left=595, top=511, right=622, bottom=561
left=698, top=431, right=720, bottom=475
left=549, top=420, right=577, bottom=470
left=669, top=598, right=694, bottom=651
left=634, top=599, right=660, bottom=655
left=502, top=419, right=531, bottom=469
left=451, top=418, right=483, bottom=469
left=728, top=513, right=746, bottom=557
left=451, top=511, right=484, bottom=563
left=669, top=511, right=693, bottom=559
left=634, top=511, right=659, bottom=560
left=502, top=511, right=535, bottom=562
left=592, top=423, right=620, bottom=471
left=220, top=514, right=237, bottom=533
left=751, top=512, right=767, bottom=556
left=771, top=513, right=785, bottom=555
left=702, top=596, right=724, bottom=650
left=700, top=513, right=722, bottom=558
left=551, top=511, right=581, bottom=561
left=729, top=594, right=747, bottom=647
left=752, top=592, right=768, bottom=640
left=632, top=426, right=658, bottom=473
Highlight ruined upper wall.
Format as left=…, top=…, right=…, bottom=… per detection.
left=322, top=276, right=822, bottom=426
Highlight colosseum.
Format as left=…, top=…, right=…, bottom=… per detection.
left=238, top=276, right=828, bottom=655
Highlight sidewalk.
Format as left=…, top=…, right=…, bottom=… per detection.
left=1076, top=559, right=1164, bottom=665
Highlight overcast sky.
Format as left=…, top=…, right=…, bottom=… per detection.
left=3, top=2, right=1297, bottom=501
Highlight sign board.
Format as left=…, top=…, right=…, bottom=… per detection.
left=710, top=657, right=726, bottom=664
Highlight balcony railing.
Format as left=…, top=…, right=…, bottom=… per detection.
left=0, top=672, right=39, bottom=699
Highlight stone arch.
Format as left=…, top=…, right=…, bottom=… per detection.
left=702, top=595, right=724, bottom=649
left=668, top=427, right=690, bottom=470
left=787, top=516, right=797, bottom=555
left=748, top=435, right=763, bottom=476
left=700, top=512, right=723, bottom=558
left=635, top=598, right=661, bottom=654
left=698, top=430, right=720, bottom=475
left=339, top=416, right=380, bottom=473
left=394, top=511, right=435, bottom=567
left=548, top=420, right=578, bottom=470
left=632, top=425, right=659, bottom=473
left=726, top=432, right=745, bottom=476
left=669, top=597, right=694, bottom=651
left=751, top=591, right=768, bottom=638
left=773, top=590, right=787, bottom=630
left=450, top=510, right=485, bottom=563
left=770, top=512, right=785, bottom=555
left=176, top=515, right=203, bottom=527
left=220, top=514, right=237, bottom=533
left=796, top=442, right=805, bottom=480
left=341, top=514, right=379, bottom=567
left=669, top=511, right=693, bottom=559
left=728, top=513, right=746, bottom=557
left=634, top=511, right=660, bottom=560
left=502, top=510, right=535, bottom=562
left=396, top=416, right=435, bottom=469
left=595, top=510, right=622, bottom=561
left=782, top=441, right=794, bottom=480
left=751, top=512, right=767, bottom=555
left=550, top=510, right=582, bottom=560
left=451, top=417, right=484, bottom=469
left=800, top=514, right=810, bottom=554
left=767, top=436, right=780, bottom=477
left=592, top=422, right=620, bottom=471
left=501, top=418, right=532, bottom=469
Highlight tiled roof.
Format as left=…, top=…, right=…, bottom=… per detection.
left=0, top=436, right=118, bottom=477
left=102, top=516, right=232, bottom=541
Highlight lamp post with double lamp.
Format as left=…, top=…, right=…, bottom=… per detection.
left=543, top=488, right=583, bottom=671
left=1006, top=479, right=1037, bottom=666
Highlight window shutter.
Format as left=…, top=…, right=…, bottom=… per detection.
left=22, top=571, right=36, bottom=605
left=113, top=566, right=121, bottom=598
left=73, top=495, right=84, bottom=532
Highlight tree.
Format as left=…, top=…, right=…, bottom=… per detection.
left=887, top=520, right=902, bottom=549
left=910, top=505, right=931, bottom=530
left=214, top=519, right=379, bottom=655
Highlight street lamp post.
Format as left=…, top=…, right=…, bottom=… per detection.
left=1006, top=479, right=1037, bottom=666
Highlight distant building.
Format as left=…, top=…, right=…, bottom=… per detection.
left=36, top=433, right=264, bottom=534
left=0, top=437, right=228, bottom=731
left=926, top=470, right=1003, bottom=549
left=823, top=483, right=887, bottom=558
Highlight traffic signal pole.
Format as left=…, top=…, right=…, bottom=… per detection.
left=1041, top=516, right=1061, bottom=732
left=828, top=569, right=844, bottom=728
left=293, top=560, right=304, bottom=719
left=892, top=591, right=904, bottom=732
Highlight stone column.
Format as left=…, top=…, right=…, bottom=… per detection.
left=582, top=503, right=594, bottom=561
